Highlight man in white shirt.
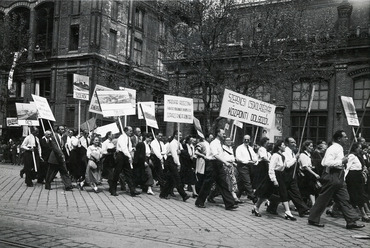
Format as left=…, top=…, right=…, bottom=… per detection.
left=150, top=131, right=166, bottom=188
left=195, top=129, right=237, bottom=210
left=194, top=134, right=213, bottom=193
left=308, top=130, right=364, bottom=229
left=235, top=135, right=258, bottom=202
left=159, top=131, right=190, bottom=201
left=110, top=126, right=140, bottom=197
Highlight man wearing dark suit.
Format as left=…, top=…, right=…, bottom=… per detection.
left=38, top=130, right=52, bottom=184
left=45, top=125, right=73, bottom=191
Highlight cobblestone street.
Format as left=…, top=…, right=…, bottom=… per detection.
left=0, top=163, right=369, bottom=248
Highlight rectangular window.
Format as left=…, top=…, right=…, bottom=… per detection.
left=65, top=108, right=75, bottom=128
left=34, top=78, right=51, bottom=98
left=292, top=81, right=328, bottom=111
left=71, top=0, right=81, bottom=15
left=354, top=78, right=370, bottom=109
left=67, top=73, right=74, bottom=95
left=291, top=114, right=327, bottom=144
left=69, top=25, right=79, bottom=51
left=133, top=39, right=142, bottom=65
left=157, top=51, right=164, bottom=72
left=111, top=1, right=119, bottom=20
left=135, top=9, right=144, bottom=30
left=109, top=30, right=117, bottom=54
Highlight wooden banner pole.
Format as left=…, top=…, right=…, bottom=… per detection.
left=78, top=100, right=81, bottom=137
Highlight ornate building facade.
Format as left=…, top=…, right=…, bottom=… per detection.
left=0, top=0, right=168, bottom=140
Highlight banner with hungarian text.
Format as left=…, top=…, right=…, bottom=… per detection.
left=164, top=95, right=193, bottom=124
left=219, top=89, right=276, bottom=129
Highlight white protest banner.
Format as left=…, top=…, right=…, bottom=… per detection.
left=31, top=94, right=56, bottom=121
left=164, top=95, right=193, bottom=124
left=73, top=74, right=90, bottom=101
left=96, top=90, right=135, bottom=117
left=6, top=117, right=20, bottom=127
left=138, top=101, right=155, bottom=119
left=193, top=117, right=204, bottom=138
left=219, top=89, right=276, bottom=129
left=118, top=87, right=136, bottom=115
left=95, top=122, right=120, bottom=136
left=233, top=120, right=243, bottom=129
left=340, top=96, right=359, bottom=126
left=89, top=84, right=113, bottom=114
left=140, top=103, right=158, bottom=129
left=15, top=102, right=39, bottom=126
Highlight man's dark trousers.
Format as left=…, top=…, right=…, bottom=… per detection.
left=160, top=156, right=187, bottom=198
left=236, top=162, right=255, bottom=199
left=196, top=160, right=235, bottom=209
left=308, top=169, right=359, bottom=224
left=111, top=152, right=135, bottom=194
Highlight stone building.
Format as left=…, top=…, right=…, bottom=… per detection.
left=0, top=0, right=168, bottom=140
left=165, top=0, right=370, bottom=145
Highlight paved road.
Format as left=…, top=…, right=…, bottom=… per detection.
left=0, top=163, right=369, bottom=247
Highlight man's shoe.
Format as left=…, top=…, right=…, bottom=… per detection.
left=111, top=192, right=119, bottom=196
left=195, top=204, right=206, bottom=208
left=346, top=223, right=365, bottom=229
left=308, top=220, right=325, bottom=227
left=130, top=191, right=141, bottom=197
left=299, top=210, right=310, bottom=217
left=65, top=186, right=73, bottom=191
left=26, top=183, right=33, bottom=187
left=183, top=195, right=190, bottom=202
left=225, top=205, right=239, bottom=210
left=207, top=198, right=216, bottom=203
left=20, top=170, right=24, bottom=178
left=159, top=195, right=170, bottom=199
left=45, top=184, right=52, bottom=190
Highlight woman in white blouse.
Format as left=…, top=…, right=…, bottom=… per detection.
left=345, top=143, right=370, bottom=222
left=298, top=140, right=321, bottom=206
left=252, top=140, right=296, bottom=220
left=79, top=137, right=102, bottom=193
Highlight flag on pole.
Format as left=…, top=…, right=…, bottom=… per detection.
left=80, top=117, right=97, bottom=132
left=193, top=117, right=204, bottom=138
left=307, top=85, right=315, bottom=113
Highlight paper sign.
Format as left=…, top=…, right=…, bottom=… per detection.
left=15, top=102, right=39, bottom=126
left=96, top=90, right=136, bottom=117
left=340, top=96, right=359, bottom=126
left=164, top=95, right=193, bottom=124
left=73, top=74, right=90, bottom=101
left=219, top=89, right=276, bottom=129
left=31, top=94, right=56, bottom=121
left=138, top=101, right=155, bottom=119
left=94, top=122, right=120, bottom=136
left=89, top=84, right=113, bottom=114
left=6, top=117, right=20, bottom=127
left=193, top=117, right=204, bottom=138
left=140, top=103, right=158, bottom=129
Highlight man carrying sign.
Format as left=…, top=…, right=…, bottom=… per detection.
left=45, top=126, right=73, bottom=191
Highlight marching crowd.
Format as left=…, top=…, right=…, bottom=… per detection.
left=17, top=125, right=369, bottom=229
